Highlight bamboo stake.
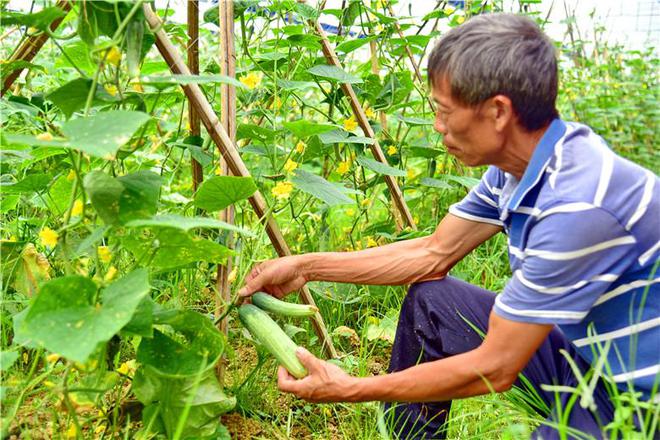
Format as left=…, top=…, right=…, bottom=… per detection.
left=1, top=0, right=71, bottom=96
left=303, top=6, right=417, bottom=231
left=386, top=3, right=435, bottom=111
left=187, top=0, right=204, bottom=192
left=216, top=0, right=237, bottom=380
left=143, top=4, right=337, bottom=359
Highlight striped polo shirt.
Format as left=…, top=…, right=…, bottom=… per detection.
left=450, top=119, right=659, bottom=401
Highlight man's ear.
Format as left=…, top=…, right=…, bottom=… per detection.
left=489, top=95, right=514, bottom=132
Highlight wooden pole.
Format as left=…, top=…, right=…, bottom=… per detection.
left=143, top=4, right=337, bottom=359
left=305, top=10, right=417, bottom=231
left=187, top=0, right=204, bottom=191
left=1, top=0, right=71, bottom=96
left=216, top=0, right=237, bottom=379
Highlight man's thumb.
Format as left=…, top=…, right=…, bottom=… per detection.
left=295, top=347, right=315, bottom=368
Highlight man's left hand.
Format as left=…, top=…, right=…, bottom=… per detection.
left=277, top=347, right=359, bottom=403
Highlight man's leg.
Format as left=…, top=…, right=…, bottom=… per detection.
left=385, top=277, right=497, bottom=439
left=384, top=277, right=615, bottom=440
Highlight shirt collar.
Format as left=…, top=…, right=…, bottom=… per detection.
left=506, top=118, right=566, bottom=212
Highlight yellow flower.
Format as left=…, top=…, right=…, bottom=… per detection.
left=46, top=353, right=60, bottom=364
left=283, top=159, right=298, bottom=174
left=104, top=266, right=117, bottom=282
left=336, top=161, right=351, bottom=175
left=39, top=227, right=58, bottom=247
left=215, top=166, right=223, bottom=175
left=227, top=267, right=238, bottom=284
left=66, top=423, right=77, bottom=439
left=345, top=208, right=355, bottom=216
left=271, top=181, right=294, bottom=200
left=406, top=168, right=416, bottom=180
left=66, top=169, right=76, bottom=181
left=343, top=116, right=358, bottom=131
left=44, top=380, right=56, bottom=388
left=270, top=96, right=282, bottom=110
left=456, top=15, right=465, bottom=25
left=239, top=72, right=262, bottom=90
left=94, top=425, right=107, bottom=435
left=387, top=145, right=397, bottom=155
left=376, top=0, right=387, bottom=8
left=365, top=107, right=376, bottom=119
left=117, top=359, right=136, bottom=376
left=366, top=236, right=378, bottom=247
left=105, top=46, right=122, bottom=66
left=71, top=200, right=83, bottom=217
left=360, top=198, right=371, bottom=207
left=130, top=80, right=143, bottom=93
left=36, top=132, right=53, bottom=141
left=295, top=140, right=307, bottom=154
left=444, top=5, right=456, bottom=14
left=97, top=246, right=111, bottom=264
left=104, top=84, right=118, bottom=96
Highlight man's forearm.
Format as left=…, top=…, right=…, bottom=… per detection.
left=299, top=235, right=450, bottom=286
left=344, top=348, right=511, bottom=403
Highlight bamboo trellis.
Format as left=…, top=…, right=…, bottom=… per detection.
left=142, top=4, right=338, bottom=358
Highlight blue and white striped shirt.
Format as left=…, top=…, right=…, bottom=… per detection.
left=450, top=119, right=659, bottom=401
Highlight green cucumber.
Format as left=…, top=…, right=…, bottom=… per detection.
left=238, top=304, right=308, bottom=378
left=252, top=292, right=318, bottom=317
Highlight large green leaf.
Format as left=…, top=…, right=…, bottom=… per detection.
left=140, top=74, right=247, bottom=89
left=21, top=270, right=151, bottom=363
left=283, top=120, right=337, bottom=139
left=2, top=7, right=68, bottom=31
left=291, top=170, right=360, bottom=206
left=335, top=36, right=375, bottom=54
left=1, top=174, right=52, bottom=194
left=61, top=110, right=151, bottom=159
left=236, top=123, right=278, bottom=143
left=318, top=130, right=374, bottom=145
left=55, top=41, right=95, bottom=75
left=46, top=78, right=117, bottom=119
left=357, top=156, right=407, bottom=177
left=193, top=176, right=257, bottom=212
left=122, top=229, right=233, bottom=272
left=420, top=177, right=453, bottom=190
left=84, top=170, right=161, bottom=225
left=125, top=214, right=254, bottom=237
left=307, top=65, right=363, bottom=84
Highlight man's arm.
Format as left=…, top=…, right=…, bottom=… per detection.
left=239, top=214, right=501, bottom=297
left=278, top=312, right=553, bottom=403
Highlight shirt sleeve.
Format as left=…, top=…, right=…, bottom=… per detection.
left=449, top=166, right=504, bottom=226
left=494, top=206, right=639, bottom=325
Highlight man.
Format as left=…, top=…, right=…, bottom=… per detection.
left=239, top=13, right=659, bottom=439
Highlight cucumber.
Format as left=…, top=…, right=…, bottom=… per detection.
left=238, top=304, right=308, bottom=378
left=252, top=292, right=318, bottom=317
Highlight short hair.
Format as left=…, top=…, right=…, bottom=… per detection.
left=427, top=13, right=559, bottom=131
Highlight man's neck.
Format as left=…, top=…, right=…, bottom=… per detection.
left=496, top=123, right=550, bottom=180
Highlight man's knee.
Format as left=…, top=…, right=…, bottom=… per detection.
left=404, top=277, right=463, bottom=311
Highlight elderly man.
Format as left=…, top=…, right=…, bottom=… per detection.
left=239, top=13, right=659, bottom=439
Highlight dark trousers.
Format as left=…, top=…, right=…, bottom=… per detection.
left=385, top=277, right=615, bottom=439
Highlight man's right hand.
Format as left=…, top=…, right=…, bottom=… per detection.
left=238, top=255, right=309, bottom=299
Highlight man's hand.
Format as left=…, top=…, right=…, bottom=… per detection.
left=238, top=255, right=308, bottom=298
left=277, top=347, right=359, bottom=403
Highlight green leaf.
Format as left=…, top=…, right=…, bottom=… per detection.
left=236, top=123, right=278, bottom=143
left=442, top=174, right=481, bottom=189
left=46, top=174, right=74, bottom=216
left=121, top=297, right=154, bottom=338
left=1, top=174, right=52, bottom=194
left=122, top=229, right=233, bottom=272
left=0, top=60, right=45, bottom=79
left=291, top=170, right=359, bottom=206
left=46, top=78, right=117, bottom=119
left=335, top=36, right=374, bottom=54
left=193, top=176, right=257, bottom=212
left=84, top=170, right=161, bottom=225
left=2, top=7, right=67, bottom=31
left=318, top=130, right=374, bottom=145
left=140, top=74, right=247, bottom=89
left=420, top=177, right=453, bottom=190
left=307, top=65, right=363, bottom=84
left=277, top=80, right=317, bottom=91
left=407, top=146, right=443, bottom=158
left=61, top=110, right=151, bottom=159
left=395, top=115, right=433, bottom=126
left=21, top=270, right=151, bottom=363
left=125, top=214, right=254, bottom=237
left=0, top=351, right=19, bottom=373
left=365, top=310, right=398, bottom=344
left=283, top=120, right=337, bottom=139
left=294, top=3, right=319, bottom=19
left=357, top=156, right=407, bottom=177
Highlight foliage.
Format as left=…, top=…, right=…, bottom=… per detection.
left=0, top=0, right=657, bottom=438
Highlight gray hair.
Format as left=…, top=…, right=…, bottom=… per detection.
left=427, top=13, right=559, bottom=131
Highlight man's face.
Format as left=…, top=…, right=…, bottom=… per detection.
left=431, top=77, right=501, bottom=167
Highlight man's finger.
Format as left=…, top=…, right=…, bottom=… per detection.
left=238, top=272, right=263, bottom=297
left=295, top=347, right=320, bottom=373
left=277, top=366, right=300, bottom=393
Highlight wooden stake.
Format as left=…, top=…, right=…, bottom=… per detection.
left=305, top=11, right=417, bottom=230
left=1, top=0, right=71, bottom=96
left=216, top=0, right=237, bottom=380
left=143, top=4, right=337, bottom=359
left=187, top=0, right=204, bottom=191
